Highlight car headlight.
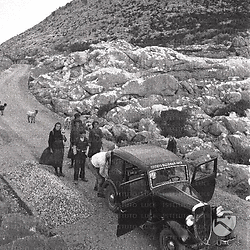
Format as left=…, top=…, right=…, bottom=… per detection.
left=216, top=206, right=224, bottom=217
left=186, top=214, right=194, bottom=226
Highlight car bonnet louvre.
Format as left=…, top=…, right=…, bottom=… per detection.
left=193, top=204, right=212, bottom=244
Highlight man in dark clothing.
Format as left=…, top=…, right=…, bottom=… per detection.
left=73, top=130, right=89, bottom=184
left=88, top=121, right=103, bottom=158
left=167, top=136, right=177, bottom=154
left=68, top=113, right=85, bottom=168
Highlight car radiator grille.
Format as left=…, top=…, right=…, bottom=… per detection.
left=193, top=204, right=212, bottom=244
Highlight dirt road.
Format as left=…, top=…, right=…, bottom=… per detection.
left=0, top=64, right=249, bottom=250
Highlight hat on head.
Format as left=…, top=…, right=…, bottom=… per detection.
left=74, top=113, right=81, bottom=118
left=79, top=129, right=86, bottom=134
left=106, top=151, right=111, bottom=158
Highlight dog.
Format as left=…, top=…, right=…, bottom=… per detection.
left=0, top=103, right=7, bottom=116
left=27, top=110, right=38, bottom=123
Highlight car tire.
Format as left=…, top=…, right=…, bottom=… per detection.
left=105, top=184, right=120, bottom=213
left=159, top=228, right=185, bottom=250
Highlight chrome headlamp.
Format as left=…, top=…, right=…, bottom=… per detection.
left=216, top=206, right=224, bottom=217
left=186, top=214, right=194, bottom=226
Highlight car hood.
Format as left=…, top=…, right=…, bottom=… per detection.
left=152, top=184, right=202, bottom=210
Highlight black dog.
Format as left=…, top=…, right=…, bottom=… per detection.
left=0, top=103, right=7, bottom=115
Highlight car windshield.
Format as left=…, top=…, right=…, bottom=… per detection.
left=149, top=165, right=188, bottom=188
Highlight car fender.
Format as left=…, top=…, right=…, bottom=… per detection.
left=103, top=179, right=119, bottom=195
left=165, top=221, right=189, bottom=242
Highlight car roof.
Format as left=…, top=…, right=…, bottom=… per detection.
left=112, top=144, right=183, bottom=171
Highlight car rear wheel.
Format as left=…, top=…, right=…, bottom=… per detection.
left=159, top=228, right=185, bottom=250
left=105, top=184, right=120, bottom=213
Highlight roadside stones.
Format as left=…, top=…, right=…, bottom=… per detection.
left=0, top=212, right=68, bottom=249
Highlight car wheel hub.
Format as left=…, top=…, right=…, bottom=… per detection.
left=109, top=193, right=115, bottom=202
left=166, top=240, right=175, bottom=250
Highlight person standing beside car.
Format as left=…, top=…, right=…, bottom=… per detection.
left=72, top=130, right=89, bottom=184
left=88, top=121, right=103, bottom=158
left=48, top=122, right=67, bottom=177
left=89, top=151, right=111, bottom=198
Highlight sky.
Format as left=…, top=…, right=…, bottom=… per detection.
left=0, top=0, right=72, bottom=44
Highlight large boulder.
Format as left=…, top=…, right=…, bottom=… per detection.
left=68, top=51, right=88, bottom=67
left=111, top=124, right=136, bottom=142
left=224, top=91, right=242, bottom=104
left=213, top=134, right=235, bottom=159
left=228, top=132, right=250, bottom=164
left=67, top=85, right=88, bottom=101
left=138, top=118, right=159, bottom=133
left=138, top=94, right=164, bottom=108
left=122, top=74, right=179, bottom=97
left=84, top=82, right=104, bottom=95
left=30, top=55, right=66, bottom=79
left=184, top=149, right=219, bottom=166
left=83, top=67, right=134, bottom=89
left=177, top=137, right=205, bottom=155
left=51, top=98, right=70, bottom=114
left=107, top=104, right=151, bottom=124
left=222, top=117, right=248, bottom=134
left=208, top=121, right=227, bottom=136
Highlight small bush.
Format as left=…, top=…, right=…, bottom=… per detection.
left=183, top=33, right=195, bottom=45
left=69, top=42, right=91, bottom=52
left=54, top=43, right=68, bottom=52
left=154, top=109, right=190, bottom=138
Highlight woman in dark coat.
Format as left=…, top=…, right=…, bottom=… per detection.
left=88, top=121, right=103, bottom=158
left=48, top=122, right=67, bottom=176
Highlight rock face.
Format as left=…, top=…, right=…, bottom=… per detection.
left=229, top=36, right=250, bottom=58
left=28, top=40, right=250, bottom=167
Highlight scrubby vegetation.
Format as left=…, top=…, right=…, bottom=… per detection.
left=154, top=109, right=190, bottom=138
left=0, top=0, right=249, bottom=65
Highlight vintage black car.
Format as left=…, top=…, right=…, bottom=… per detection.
left=103, top=144, right=236, bottom=250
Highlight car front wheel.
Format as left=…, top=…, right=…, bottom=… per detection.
left=105, top=184, right=120, bottom=213
left=159, top=228, right=185, bottom=250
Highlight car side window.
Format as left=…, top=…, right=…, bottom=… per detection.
left=124, top=162, right=147, bottom=199
left=109, top=156, right=124, bottom=185
left=195, top=161, right=215, bottom=180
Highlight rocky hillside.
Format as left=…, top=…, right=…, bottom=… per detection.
left=28, top=39, right=250, bottom=199
left=0, top=0, right=249, bottom=199
left=0, top=0, right=249, bottom=67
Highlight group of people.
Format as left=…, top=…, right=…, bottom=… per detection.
left=47, top=113, right=109, bottom=197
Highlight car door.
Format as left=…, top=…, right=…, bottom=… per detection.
left=191, top=158, right=217, bottom=202
left=116, top=173, right=151, bottom=237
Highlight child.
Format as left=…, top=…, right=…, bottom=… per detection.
left=73, top=130, right=89, bottom=183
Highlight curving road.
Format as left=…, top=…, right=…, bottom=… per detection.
left=0, top=64, right=159, bottom=249
left=0, top=64, right=63, bottom=165
left=0, top=64, right=249, bottom=250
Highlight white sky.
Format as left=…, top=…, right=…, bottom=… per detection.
left=0, top=0, right=72, bottom=44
